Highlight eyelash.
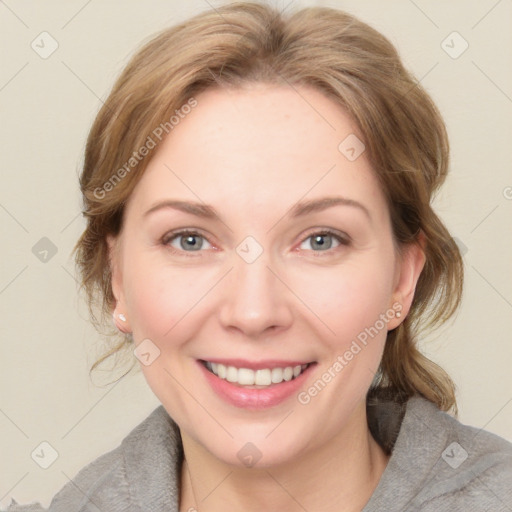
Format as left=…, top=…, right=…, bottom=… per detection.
left=161, top=228, right=351, bottom=258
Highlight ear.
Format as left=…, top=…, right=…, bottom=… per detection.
left=387, top=231, right=426, bottom=330
left=107, top=234, right=132, bottom=333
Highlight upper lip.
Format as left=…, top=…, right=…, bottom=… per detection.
left=200, top=358, right=315, bottom=370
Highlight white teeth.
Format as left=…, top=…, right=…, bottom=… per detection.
left=238, top=368, right=255, bottom=385
left=226, top=366, right=238, bottom=383
left=255, top=369, right=271, bottom=385
left=217, top=363, right=226, bottom=379
left=283, top=367, right=293, bottom=381
left=271, top=367, right=283, bottom=383
left=204, top=362, right=308, bottom=387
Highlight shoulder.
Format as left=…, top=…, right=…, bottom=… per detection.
left=2, top=406, right=181, bottom=512
left=366, top=395, right=512, bottom=511
left=2, top=446, right=126, bottom=512
left=414, top=397, right=512, bottom=510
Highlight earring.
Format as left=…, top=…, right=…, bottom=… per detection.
left=112, top=310, right=128, bottom=334
left=113, top=312, right=126, bottom=322
left=396, top=311, right=402, bottom=318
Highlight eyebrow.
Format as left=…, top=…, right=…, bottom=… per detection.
left=144, top=200, right=219, bottom=219
left=289, top=196, right=371, bottom=220
left=143, top=196, right=371, bottom=221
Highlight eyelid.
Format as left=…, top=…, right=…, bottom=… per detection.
left=296, top=227, right=351, bottom=247
left=161, top=228, right=211, bottom=245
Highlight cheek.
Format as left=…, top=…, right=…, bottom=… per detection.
left=289, top=255, right=395, bottom=343
left=124, top=262, right=206, bottom=398
left=128, top=288, right=175, bottom=343
left=125, top=269, right=174, bottom=340
left=123, top=252, right=219, bottom=341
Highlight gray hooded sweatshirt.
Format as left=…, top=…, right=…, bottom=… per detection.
left=4, top=396, right=512, bottom=511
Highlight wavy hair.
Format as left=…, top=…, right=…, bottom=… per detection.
left=74, top=2, right=463, bottom=413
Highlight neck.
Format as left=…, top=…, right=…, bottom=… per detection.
left=179, top=401, right=390, bottom=512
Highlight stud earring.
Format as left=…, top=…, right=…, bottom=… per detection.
left=113, top=311, right=130, bottom=334
left=396, top=311, right=402, bottom=318
left=112, top=311, right=127, bottom=324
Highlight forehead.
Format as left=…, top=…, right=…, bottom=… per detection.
left=125, top=84, right=387, bottom=221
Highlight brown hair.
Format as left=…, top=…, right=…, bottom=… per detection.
left=74, top=2, right=463, bottom=413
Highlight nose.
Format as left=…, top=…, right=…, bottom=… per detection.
left=218, top=251, right=294, bottom=339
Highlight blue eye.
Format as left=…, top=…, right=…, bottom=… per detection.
left=164, top=231, right=212, bottom=253
left=162, top=228, right=349, bottom=258
left=300, top=231, right=346, bottom=252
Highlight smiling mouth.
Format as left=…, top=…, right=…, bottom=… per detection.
left=200, top=360, right=313, bottom=387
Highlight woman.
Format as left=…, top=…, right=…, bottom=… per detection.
left=6, top=2, right=511, bottom=511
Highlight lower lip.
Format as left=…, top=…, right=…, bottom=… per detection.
left=197, top=360, right=316, bottom=410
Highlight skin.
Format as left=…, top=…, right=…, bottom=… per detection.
left=108, top=84, right=425, bottom=512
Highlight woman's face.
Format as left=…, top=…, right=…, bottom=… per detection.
left=109, top=84, right=422, bottom=468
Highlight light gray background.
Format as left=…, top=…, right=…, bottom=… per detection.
left=1, top=0, right=511, bottom=507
